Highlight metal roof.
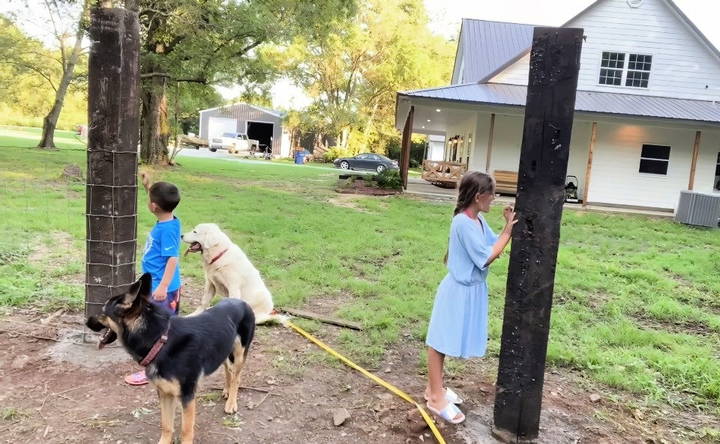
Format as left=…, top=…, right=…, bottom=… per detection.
left=399, top=83, right=720, bottom=124
left=452, top=19, right=535, bottom=84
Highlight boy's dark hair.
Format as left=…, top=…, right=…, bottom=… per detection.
left=149, top=182, right=180, bottom=212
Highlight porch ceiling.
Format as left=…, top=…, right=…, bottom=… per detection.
left=395, top=95, right=520, bottom=135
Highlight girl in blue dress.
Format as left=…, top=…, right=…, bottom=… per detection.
left=425, top=171, right=516, bottom=424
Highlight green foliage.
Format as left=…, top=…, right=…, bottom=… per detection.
left=0, top=14, right=88, bottom=130
left=323, top=146, right=353, bottom=162
left=375, top=169, right=402, bottom=190
left=277, top=0, right=454, bottom=152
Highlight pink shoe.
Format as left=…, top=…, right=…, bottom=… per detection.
left=124, top=370, right=148, bottom=386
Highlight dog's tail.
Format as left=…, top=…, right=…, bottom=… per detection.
left=254, top=310, right=289, bottom=326
left=238, top=310, right=256, bottom=359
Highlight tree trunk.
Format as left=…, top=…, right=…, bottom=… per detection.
left=37, top=1, right=87, bottom=149
left=140, top=72, right=170, bottom=165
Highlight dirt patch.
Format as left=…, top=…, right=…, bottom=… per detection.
left=1, top=304, right=717, bottom=443
left=336, top=179, right=402, bottom=196
left=327, top=194, right=371, bottom=212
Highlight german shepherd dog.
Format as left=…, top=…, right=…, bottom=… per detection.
left=86, top=273, right=255, bottom=444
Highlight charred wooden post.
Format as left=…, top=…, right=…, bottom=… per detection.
left=85, top=7, right=140, bottom=318
left=492, top=27, right=583, bottom=442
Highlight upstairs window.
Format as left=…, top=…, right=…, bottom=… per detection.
left=599, top=52, right=624, bottom=86
left=626, top=54, right=652, bottom=87
left=639, top=144, right=670, bottom=175
left=599, top=52, right=652, bottom=88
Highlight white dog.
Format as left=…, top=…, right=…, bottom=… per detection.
left=182, top=223, right=284, bottom=324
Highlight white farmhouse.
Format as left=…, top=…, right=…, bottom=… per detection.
left=396, top=0, right=720, bottom=211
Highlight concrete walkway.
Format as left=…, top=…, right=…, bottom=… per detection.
left=405, top=178, right=674, bottom=218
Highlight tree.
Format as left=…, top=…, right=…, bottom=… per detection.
left=133, top=0, right=356, bottom=165
left=4, top=0, right=90, bottom=149
left=280, top=0, right=453, bottom=154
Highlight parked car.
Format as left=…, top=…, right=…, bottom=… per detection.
left=209, top=132, right=259, bottom=154
left=333, top=153, right=399, bottom=173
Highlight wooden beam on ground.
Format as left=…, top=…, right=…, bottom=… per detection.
left=688, top=130, right=702, bottom=190
left=399, top=106, right=414, bottom=190
left=85, top=7, right=140, bottom=318
left=582, top=121, right=598, bottom=206
left=492, top=27, right=583, bottom=442
left=485, top=113, right=495, bottom=173
left=280, top=308, right=363, bottom=331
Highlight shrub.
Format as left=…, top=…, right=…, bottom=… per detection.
left=410, top=159, right=420, bottom=168
left=323, top=147, right=353, bottom=163
left=375, top=169, right=402, bottom=190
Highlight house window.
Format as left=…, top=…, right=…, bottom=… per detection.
left=714, top=152, right=720, bottom=191
left=599, top=52, right=624, bottom=85
left=626, top=54, right=652, bottom=87
left=639, top=144, right=670, bottom=175
left=599, top=52, right=652, bottom=88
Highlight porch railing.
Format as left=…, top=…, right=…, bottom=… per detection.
left=421, top=160, right=467, bottom=187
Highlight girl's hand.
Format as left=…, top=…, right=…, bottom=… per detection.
left=503, top=205, right=516, bottom=224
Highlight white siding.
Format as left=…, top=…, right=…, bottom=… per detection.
left=588, top=122, right=698, bottom=209
left=487, top=114, right=524, bottom=173
left=694, top=129, right=720, bottom=195
left=490, top=0, right=720, bottom=101
left=468, top=115, right=592, bottom=197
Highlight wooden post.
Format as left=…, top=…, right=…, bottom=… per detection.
left=582, top=122, right=597, bottom=206
left=492, top=27, right=583, bottom=442
left=485, top=113, right=495, bottom=173
left=688, top=130, right=702, bottom=190
left=400, top=106, right=414, bottom=189
left=85, top=7, right=140, bottom=318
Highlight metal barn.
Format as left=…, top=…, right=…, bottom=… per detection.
left=198, top=103, right=289, bottom=157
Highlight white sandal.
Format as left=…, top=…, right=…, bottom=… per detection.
left=424, top=387, right=463, bottom=405
left=426, top=401, right=465, bottom=424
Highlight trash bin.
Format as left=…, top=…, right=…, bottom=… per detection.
left=294, top=150, right=307, bottom=165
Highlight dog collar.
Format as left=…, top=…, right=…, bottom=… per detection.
left=139, top=324, right=170, bottom=367
left=209, top=248, right=229, bottom=265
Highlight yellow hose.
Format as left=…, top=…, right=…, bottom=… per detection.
left=285, top=320, right=446, bottom=444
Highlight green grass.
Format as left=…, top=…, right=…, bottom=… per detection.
left=1, top=127, right=720, bottom=415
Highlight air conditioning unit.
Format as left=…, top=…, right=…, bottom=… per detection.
left=675, top=191, right=720, bottom=228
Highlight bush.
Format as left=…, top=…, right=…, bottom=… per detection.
left=375, top=169, right=402, bottom=190
left=410, top=159, right=420, bottom=168
left=323, top=146, right=353, bottom=163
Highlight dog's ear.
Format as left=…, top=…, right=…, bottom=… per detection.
left=202, top=224, right=227, bottom=249
left=122, top=273, right=152, bottom=306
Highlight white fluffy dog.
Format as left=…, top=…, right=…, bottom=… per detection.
left=182, top=223, right=284, bottom=324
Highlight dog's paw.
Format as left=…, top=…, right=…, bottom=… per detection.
left=224, top=399, right=238, bottom=414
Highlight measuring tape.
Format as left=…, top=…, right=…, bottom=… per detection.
left=285, top=320, right=446, bottom=444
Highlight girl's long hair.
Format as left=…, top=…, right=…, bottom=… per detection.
left=444, top=171, right=495, bottom=263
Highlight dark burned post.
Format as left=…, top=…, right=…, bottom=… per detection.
left=492, top=27, right=583, bottom=442
left=85, top=7, right=140, bottom=318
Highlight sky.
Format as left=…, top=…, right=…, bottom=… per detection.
left=4, top=0, right=720, bottom=109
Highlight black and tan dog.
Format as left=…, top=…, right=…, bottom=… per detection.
left=86, top=273, right=255, bottom=444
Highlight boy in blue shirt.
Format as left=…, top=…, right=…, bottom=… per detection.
left=125, top=173, right=182, bottom=386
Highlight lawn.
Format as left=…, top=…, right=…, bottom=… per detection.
left=1, top=126, right=719, bottom=418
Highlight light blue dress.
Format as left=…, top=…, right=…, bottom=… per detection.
left=426, top=213, right=498, bottom=358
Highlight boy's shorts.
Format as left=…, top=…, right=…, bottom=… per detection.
left=151, top=287, right=181, bottom=315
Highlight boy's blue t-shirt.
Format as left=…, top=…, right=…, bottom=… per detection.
left=142, top=216, right=181, bottom=292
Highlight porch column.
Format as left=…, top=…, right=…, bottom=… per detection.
left=582, top=122, right=598, bottom=206
left=400, top=106, right=414, bottom=190
left=485, top=113, right=495, bottom=173
left=688, top=130, right=702, bottom=190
